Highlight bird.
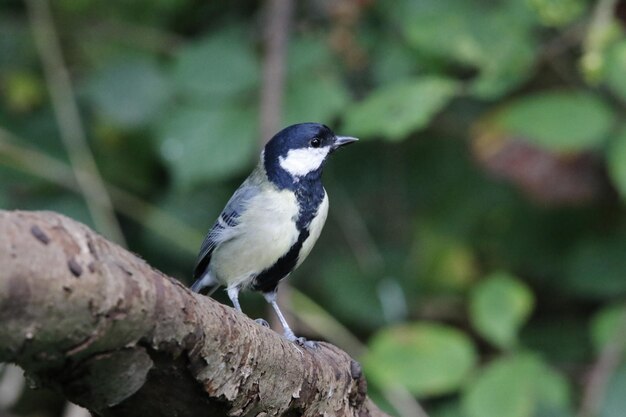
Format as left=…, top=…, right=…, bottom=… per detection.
left=190, top=122, right=357, bottom=344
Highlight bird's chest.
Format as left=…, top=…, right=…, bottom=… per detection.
left=210, top=189, right=299, bottom=288
left=249, top=183, right=327, bottom=292
left=241, top=189, right=300, bottom=246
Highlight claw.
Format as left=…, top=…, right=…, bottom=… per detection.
left=294, top=337, right=318, bottom=350
left=255, top=318, right=270, bottom=328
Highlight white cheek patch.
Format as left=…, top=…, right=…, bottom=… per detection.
left=278, top=146, right=330, bottom=177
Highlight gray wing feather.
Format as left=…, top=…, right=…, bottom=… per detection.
left=193, top=182, right=258, bottom=279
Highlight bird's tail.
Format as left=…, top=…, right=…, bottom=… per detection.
left=190, top=272, right=219, bottom=296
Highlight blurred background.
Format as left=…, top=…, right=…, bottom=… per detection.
left=1, top=0, right=626, bottom=416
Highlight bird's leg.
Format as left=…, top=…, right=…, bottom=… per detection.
left=227, top=286, right=269, bottom=327
left=268, top=298, right=296, bottom=341
left=263, top=291, right=317, bottom=348
left=227, top=286, right=242, bottom=312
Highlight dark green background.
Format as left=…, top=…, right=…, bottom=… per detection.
left=1, top=0, right=626, bottom=416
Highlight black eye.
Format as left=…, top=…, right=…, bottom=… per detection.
left=310, top=138, right=321, bottom=148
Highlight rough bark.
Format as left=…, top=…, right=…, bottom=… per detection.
left=0, top=210, right=387, bottom=417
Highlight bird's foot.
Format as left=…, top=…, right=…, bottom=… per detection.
left=255, top=318, right=270, bottom=328
left=283, top=329, right=317, bottom=349
left=294, top=337, right=318, bottom=350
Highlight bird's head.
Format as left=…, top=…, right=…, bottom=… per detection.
left=263, top=123, right=357, bottom=186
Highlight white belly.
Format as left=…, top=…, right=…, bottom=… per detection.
left=210, top=188, right=300, bottom=289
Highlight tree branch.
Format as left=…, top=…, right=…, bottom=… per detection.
left=0, top=210, right=387, bottom=417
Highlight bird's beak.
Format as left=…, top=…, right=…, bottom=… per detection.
left=332, top=136, right=359, bottom=150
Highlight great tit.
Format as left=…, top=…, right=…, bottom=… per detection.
left=191, top=122, right=357, bottom=343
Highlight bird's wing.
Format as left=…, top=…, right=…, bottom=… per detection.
left=193, top=182, right=259, bottom=279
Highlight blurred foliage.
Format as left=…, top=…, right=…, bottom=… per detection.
left=343, top=76, right=459, bottom=140
left=2, top=0, right=626, bottom=416
left=364, top=322, right=477, bottom=397
left=462, top=353, right=572, bottom=417
left=469, top=271, right=535, bottom=350
left=493, top=91, right=614, bottom=152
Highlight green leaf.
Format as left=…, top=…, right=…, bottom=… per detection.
left=565, top=237, right=626, bottom=299
left=173, top=27, right=259, bottom=101
left=495, top=91, right=614, bottom=152
left=284, top=73, right=349, bottom=127
left=155, top=104, right=257, bottom=188
left=590, top=304, right=626, bottom=354
left=607, top=126, right=626, bottom=200
left=528, top=0, right=586, bottom=27
left=466, top=8, right=536, bottom=99
left=462, top=354, right=571, bottom=417
left=84, top=57, right=172, bottom=128
left=371, top=40, right=418, bottom=85
left=605, top=40, right=626, bottom=102
left=342, top=77, right=458, bottom=141
left=364, top=322, right=477, bottom=397
left=470, top=272, right=535, bottom=349
left=398, top=0, right=534, bottom=64
left=601, top=364, right=626, bottom=417
left=394, top=0, right=537, bottom=98
left=283, top=35, right=351, bottom=126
